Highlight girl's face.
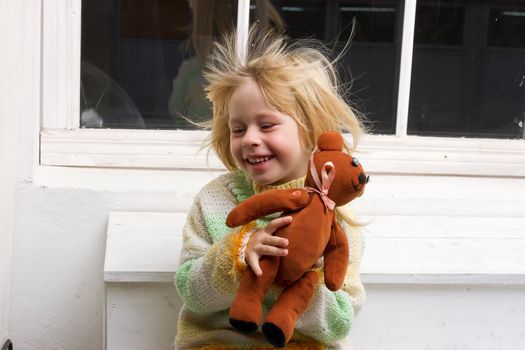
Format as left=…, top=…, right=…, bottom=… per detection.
left=228, top=78, right=310, bottom=186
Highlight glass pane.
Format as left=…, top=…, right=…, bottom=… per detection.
left=254, top=0, right=401, bottom=134
left=80, top=0, right=237, bottom=129
left=408, top=0, right=525, bottom=139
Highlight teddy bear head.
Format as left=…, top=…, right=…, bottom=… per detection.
left=304, top=131, right=368, bottom=207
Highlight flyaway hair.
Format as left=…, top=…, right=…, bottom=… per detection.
left=204, top=26, right=365, bottom=171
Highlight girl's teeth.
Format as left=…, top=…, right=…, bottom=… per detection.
left=248, top=156, right=272, bottom=164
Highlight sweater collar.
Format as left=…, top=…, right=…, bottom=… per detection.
left=233, top=171, right=306, bottom=203
left=251, top=176, right=306, bottom=194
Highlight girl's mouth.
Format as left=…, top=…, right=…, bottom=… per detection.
left=246, top=156, right=275, bottom=165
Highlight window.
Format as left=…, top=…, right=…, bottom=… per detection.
left=259, top=0, right=525, bottom=139
left=409, top=0, right=525, bottom=139
left=40, top=0, right=525, bottom=176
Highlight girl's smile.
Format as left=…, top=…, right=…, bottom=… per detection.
left=228, top=78, right=310, bottom=186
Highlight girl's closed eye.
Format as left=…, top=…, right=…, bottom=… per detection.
left=260, top=123, right=276, bottom=130
left=231, top=126, right=245, bottom=135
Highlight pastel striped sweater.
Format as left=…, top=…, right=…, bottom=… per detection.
left=174, top=171, right=365, bottom=349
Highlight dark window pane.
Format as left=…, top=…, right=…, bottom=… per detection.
left=340, top=3, right=397, bottom=43
left=408, top=1, right=525, bottom=139
left=276, top=1, right=326, bottom=40
left=81, top=0, right=237, bottom=129
left=415, top=3, right=464, bottom=46
left=487, top=8, right=525, bottom=48
left=262, top=0, right=401, bottom=134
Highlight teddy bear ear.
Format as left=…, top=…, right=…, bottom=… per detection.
left=317, top=131, right=344, bottom=151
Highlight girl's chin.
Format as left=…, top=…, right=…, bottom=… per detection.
left=249, top=173, right=278, bottom=186
left=250, top=173, right=296, bottom=187
left=246, top=170, right=283, bottom=186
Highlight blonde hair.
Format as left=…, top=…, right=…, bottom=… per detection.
left=204, top=27, right=365, bottom=171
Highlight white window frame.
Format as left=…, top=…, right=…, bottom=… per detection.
left=40, top=0, right=525, bottom=178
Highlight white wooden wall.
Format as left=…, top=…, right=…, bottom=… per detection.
left=0, top=0, right=24, bottom=345
left=104, top=199, right=525, bottom=350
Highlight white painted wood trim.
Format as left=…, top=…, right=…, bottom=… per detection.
left=42, top=0, right=81, bottom=130
left=362, top=273, right=525, bottom=285
left=236, top=0, right=250, bottom=64
left=104, top=212, right=186, bottom=283
left=40, top=129, right=525, bottom=177
left=33, top=165, right=224, bottom=192
left=395, top=0, right=417, bottom=137
left=103, top=212, right=525, bottom=285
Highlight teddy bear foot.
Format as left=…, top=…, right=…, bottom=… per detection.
left=229, top=318, right=259, bottom=333
left=262, top=322, right=286, bottom=348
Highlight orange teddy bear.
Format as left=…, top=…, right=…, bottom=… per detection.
left=226, top=131, right=368, bottom=348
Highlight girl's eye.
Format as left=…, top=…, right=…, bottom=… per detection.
left=261, top=123, right=275, bottom=130
left=231, top=127, right=245, bottom=135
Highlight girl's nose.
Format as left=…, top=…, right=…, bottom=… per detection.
left=242, top=127, right=261, bottom=148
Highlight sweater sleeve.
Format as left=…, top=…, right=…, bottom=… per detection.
left=174, top=183, right=240, bottom=314
left=295, top=209, right=366, bottom=344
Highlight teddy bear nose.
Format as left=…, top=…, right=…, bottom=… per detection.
left=358, top=173, right=368, bottom=185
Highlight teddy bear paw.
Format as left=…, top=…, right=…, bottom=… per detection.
left=229, top=318, right=259, bottom=333
left=262, top=322, right=286, bottom=348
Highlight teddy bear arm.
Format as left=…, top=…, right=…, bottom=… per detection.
left=226, top=189, right=310, bottom=228
left=323, top=222, right=349, bottom=291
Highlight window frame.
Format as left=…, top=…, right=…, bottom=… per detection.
left=40, top=0, right=525, bottom=177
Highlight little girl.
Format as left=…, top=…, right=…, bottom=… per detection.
left=175, top=28, right=366, bottom=350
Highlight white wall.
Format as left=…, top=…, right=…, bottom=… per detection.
left=0, top=0, right=25, bottom=345
left=353, top=284, right=525, bottom=349
left=10, top=189, right=197, bottom=350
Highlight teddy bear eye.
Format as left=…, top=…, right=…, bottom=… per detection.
left=351, top=158, right=360, bottom=167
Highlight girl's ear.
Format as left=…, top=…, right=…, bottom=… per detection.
left=317, top=131, right=344, bottom=151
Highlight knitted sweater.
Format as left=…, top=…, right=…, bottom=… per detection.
left=174, top=171, right=365, bottom=349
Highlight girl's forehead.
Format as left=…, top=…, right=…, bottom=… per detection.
left=229, top=79, right=271, bottom=112
left=232, top=76, right=261, bottom=97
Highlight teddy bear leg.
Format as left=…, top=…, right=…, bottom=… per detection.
left=262, top=271, right=318, bottom=347
left=229, top=256, right=280, bottom=333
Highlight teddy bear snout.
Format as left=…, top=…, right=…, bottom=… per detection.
left=358, top=173, right=368, bottom=185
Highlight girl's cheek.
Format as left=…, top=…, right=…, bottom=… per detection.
left=231, top=140, right=242, bottom=156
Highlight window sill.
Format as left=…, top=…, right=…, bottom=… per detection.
left=41, top=129, right=525, bottom=177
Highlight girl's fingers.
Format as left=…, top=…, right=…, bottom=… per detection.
left=245, top=217, right=293, bottom=277
left=246, top=254, right=262, bottom=276
left=263, top=235, right=289, bottom=247
left=260, top=245, right=288, bottom=257
left=264, top=216, right=292, bottom=234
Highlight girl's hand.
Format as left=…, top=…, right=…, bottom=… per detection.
left=246, top=216, right=292, bottom=276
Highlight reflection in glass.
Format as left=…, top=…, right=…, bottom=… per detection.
left=168, top=0, right=283, bottom=127
left=262, top=0, right=401, bottom=134
left=166, top=0, right=238, bottom=128
left=488, top=8, right=525, bottom=48
left=81, top=0, right=284, bottom=130
left=80, top=61, right=144, bottom=128
left=409, top=1, right=525, bottom=139
left=81, top=0, right=194, bottom=129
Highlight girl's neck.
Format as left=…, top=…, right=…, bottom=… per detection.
left=251, top=175, right=306, bottom=194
